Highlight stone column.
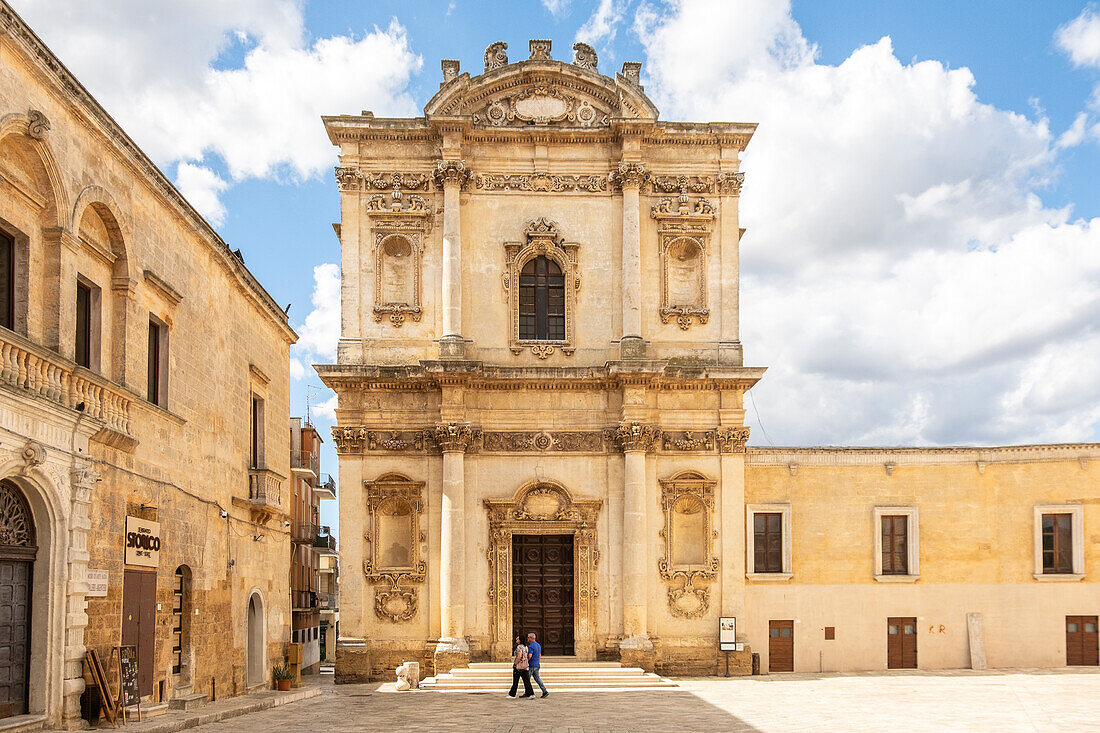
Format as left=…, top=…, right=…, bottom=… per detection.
left=611, top=162, right=647, bottom=359
left=431, top=423, right=480, bottom=673
left=611, top=421, right=660, bottom=670
left=717, top=170, right=745, bottom=365
left=433, top=160, right=472, bottom=359
left=716, top=424, right=753, bottom=675
left=62, top=462, right=97, bottom=729
left=334, top=167, right=364, bottom=361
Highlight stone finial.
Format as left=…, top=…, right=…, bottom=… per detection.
left=484, top=41, right=508, bottom=71
left=529, top=39, right=552, bottom=61
left=621, top=61, right=642, bottom=86
left=441, top=59, right=460, bottom=83
left=573, top=42, right=598, bottom=70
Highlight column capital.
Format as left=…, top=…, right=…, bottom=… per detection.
left=433, top=159, right=473, bottom=190
left=609, top=161, right=648, bottom=191
left=429, top=422, right=482, bottom=453
left=609, top=421, right=661, bottom=453
left=717, top=171, right=744, bottom=197
left=716, top=426, right=750, bottom=453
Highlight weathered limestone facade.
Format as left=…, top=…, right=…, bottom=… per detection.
left=0, top=3, right=296, bottom=726
left=320, top=40, right=1098, bottom=682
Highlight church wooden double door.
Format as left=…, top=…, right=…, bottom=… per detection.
left=512, top=535, right=574, bottom=656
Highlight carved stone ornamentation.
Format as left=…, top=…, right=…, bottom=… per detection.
left=481, top=431, right=606, bottom=453
left=363, top=172, right=430, bottom=191
left=441, top=59, right=460, bottom=83
left=608, top=421, right=662, bottom=453
left=364, top=186, right=431, bottom=328
left=0, top=481, right=35, bottom=548
left=20, top=440, right=46, bottom=469
left=715, top=426, right=751, bottom=453
left=475, top=172, right=608, bottom=193
left=649, top=174, right=716, bottom=195
left=651, top=193, right=715, bottom=330
left=621, top=61, right=642, bottom=86
left=485, top=482, right=602, bottom=659
left=662, top=430, right=715, bottom=452
left=717, top=171, right=745, bottom=196
left=331, top=426, right=368, bottom=454
left=27, top=109, right=50, bottom=140
left=572, top=42, right=598, bottom=70
left=484, top=41, right=508, bottom=72
left=432, top=159, right=473, bottom=190
left=658, top=472, right=719, bottom=619
left=473, top=86, right=610, bottom=128
left=363, top=473, right=426, bottom=623
left=502, top=219, right=581, bottom=357
left=334, top=166, right=363, bottom=191
left=608, top=161, right=648, bottom=190
left=528, top=39, right=552, bottom=61
left=366, top=431, right=426, bottom=452
left=428, top=423, right=481, bottom=453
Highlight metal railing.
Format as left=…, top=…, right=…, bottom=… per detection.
left=290, top=449, right=320, bottom=478
left=313, top=528, right=336, bottom=552
left=293, top=521, right=319, bottom=544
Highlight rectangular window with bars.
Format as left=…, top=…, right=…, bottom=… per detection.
left=754, top=512, right=783, bottom=573
left=881, top=515, right=909, bottom=575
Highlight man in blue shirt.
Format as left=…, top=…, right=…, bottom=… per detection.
left=526, top=632, right=548, bottom=697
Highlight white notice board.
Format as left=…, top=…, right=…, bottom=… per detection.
left=719, top=616, right=738, bottom=651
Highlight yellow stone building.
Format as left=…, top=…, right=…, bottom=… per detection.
left=319, top=40, right=1099, bottom=682
left=0, top=3, right=296, bottom=726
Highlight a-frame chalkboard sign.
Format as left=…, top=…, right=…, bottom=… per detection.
left=117, top=645, right=141, bottom=722
left=84, top=648, right=118, bottom=728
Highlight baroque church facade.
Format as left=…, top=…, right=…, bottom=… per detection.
left=319, top=40, right=1099, bottom=681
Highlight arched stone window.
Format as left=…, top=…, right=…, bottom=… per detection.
left=503, top=219, right=580, bottom=359
left=519, top=256, right=565, bottom=341
left=0, top=479, right=36, bottom=717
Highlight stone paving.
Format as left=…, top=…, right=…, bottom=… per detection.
left=157, top=668, right=1100, bottom=733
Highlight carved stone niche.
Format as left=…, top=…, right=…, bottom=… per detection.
left=473, top=84, right=610, bottom=128
left=650, top=195, right=715, bottom=330
left=485, top=482, right=602, bottom=660
left=363, top=473, right=427, bottom=623
left=658, top=471, right=719, bottom=619
left=366, top=191, right=432, bottom=328
left=502, top=218, right=581, bottom=359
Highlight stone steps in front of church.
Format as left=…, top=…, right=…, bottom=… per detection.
left=421, top=661, right=678, bottom=692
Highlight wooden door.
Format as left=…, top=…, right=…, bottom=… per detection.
left=0, top=560, right=31, bottom=718
left=1067, top=616, right=1099, bottom=666
left=122, top=569, right=157, bottom=696
left=768, top=620, right=794, bottom=672
left=887, top=617, right=917, bottom=669
left=512, top=535, right=574, bottom=655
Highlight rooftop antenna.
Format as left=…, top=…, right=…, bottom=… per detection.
left=305, top=384, right=322, bottom=426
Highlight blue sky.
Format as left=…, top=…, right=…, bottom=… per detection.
left=13, top=1, right=1100, bottom=534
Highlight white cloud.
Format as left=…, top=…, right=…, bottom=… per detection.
left=11, top=0, right=421, bottom=217
left=295, top=263, right=341, bottom=361
left=314, top=393, right=339, bottom=421
left=1057, top=111, right=1088, bottom=149
left=289, top=358, right=307, bottom=381
left=542, top=0, right=572, bottom=17
left=1056, top=7, right=1100, bottom=69
left=576, top=0, right=625, bottom=48
left=174, top=163, right=229, bottom=225
left=639, top=0, right=1100, bottom=445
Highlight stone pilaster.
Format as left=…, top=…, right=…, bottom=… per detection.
left=434, top=160, right=472, bottom=359
left=610, top=162, right=647, bottom=359
left=609, top=421, right=660, bottom=670
left=62, top=461, right=97, bottom=729
left=428, top=423, right=480, bottom=672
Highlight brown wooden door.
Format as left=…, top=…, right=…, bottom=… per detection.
left=887, top=617, right=917, bottom=669
left=768, top=620, right=794, bottom=672
left=0, top=560, right=31, bottom=718
left=122, top=569, right=157, bottom=696
left=1067, top=616, right=1099, bottom=666
left=512, top=535, right=574, bottom=655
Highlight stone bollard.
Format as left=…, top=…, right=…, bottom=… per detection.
left=395, top=660, right=420, bottom=691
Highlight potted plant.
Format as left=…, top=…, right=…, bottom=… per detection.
left=272, top=662, right=293, bottom=691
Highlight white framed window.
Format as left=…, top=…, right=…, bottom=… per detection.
left=873, top=506, right=920, bottom=582
left=746, top=504, right=792, bottom=580
left=1033, top=504, right=1085, bottom=581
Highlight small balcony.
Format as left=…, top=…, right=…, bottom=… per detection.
left=319, top=591, right=338, bottom=610
left=315, top=473, right=337, bottom=500
left=313, top=526, right=336, bottom=553
left=290, top=449, right=319, bottom=481
left=248, top=467, right=283, bottom=511
left=293, top=521, right=319, bottom=545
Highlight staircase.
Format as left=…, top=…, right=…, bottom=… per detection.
left=421, top=658, right=678, bottom=692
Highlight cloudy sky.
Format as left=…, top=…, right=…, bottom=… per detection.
left=12, top=0, right=1100, bottom=527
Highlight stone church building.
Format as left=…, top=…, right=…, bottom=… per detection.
left=319, top=40, right=1099, bottom=681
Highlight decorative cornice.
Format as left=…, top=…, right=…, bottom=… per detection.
left=747, top=442, right=1100, bottom=467
left=475, top=171, right=609, bottom=192
left=609, top=421, right=662, bottom=452
left=482, top=431, right=606, bottom=453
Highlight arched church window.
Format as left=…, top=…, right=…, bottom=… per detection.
left=519, top=256, right=565, bottom=341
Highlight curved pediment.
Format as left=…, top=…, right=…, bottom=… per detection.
left=425, top=41, right=659, bottom=129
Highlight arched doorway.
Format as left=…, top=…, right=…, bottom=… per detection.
left=0, top=480, right=35, bottom=718
left=246, top=592, right=264, bottom=687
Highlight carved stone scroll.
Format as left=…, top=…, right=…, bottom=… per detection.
left=363, top=473, right=426, bottom=623
left=485, top=482, right=602, bottom=660
left=572, top=42, right=598, bottom=71
left=484, top=41, right=508, bottom=71
left=658, top=472, right=719, bottom=619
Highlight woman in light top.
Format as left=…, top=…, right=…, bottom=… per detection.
left=508, top=634, right=534, bottom=698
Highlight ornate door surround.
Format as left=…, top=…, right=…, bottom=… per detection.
left=485, top=482, right=601, bottom=660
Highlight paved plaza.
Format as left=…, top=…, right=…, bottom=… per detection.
left=168, top=668, right=1100, bottom=733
